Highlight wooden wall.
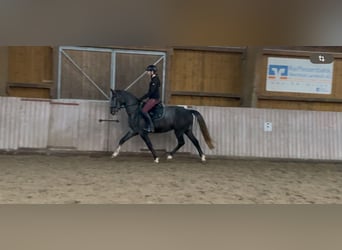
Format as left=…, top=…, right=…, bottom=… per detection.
left=60, top=49, right=111, bottom=100
left=7, top=46, right=53, bottom=98
left=168, top=47, right=245, bottom=107
left=4, top=46, right=342, bottom=112
left=4, top=97, right=342, bottom=160
left=255, top=48, right=342, bottom=111
left=0, top=47, right=8, bottom=96
left=60, top=49, right=166, bottom=100
left=114, top=52, right=165, bottom=100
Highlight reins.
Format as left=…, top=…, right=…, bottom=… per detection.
left=118, top=99, right=141, bottom=116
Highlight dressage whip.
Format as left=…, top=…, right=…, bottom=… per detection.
left=98, top=119, right=120, bottom=123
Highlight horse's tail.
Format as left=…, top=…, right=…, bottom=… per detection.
left=190, top=110, right=214, bottom=150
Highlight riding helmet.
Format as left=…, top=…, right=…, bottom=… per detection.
left=145, top=64, right=157, bottom=73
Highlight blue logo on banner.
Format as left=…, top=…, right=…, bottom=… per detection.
left=268, top=65, right=288, bottom=79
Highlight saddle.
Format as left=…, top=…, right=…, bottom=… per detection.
left=148, top=102, right=165, bottom=120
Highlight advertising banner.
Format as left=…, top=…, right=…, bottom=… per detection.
left=266, top=57, right=334, bottom=94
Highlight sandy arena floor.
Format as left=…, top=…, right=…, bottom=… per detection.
left=1, top=153, right=342, bottom=204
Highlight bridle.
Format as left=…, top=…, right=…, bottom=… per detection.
left=110, top=92, right=140, bottom=115
left=110, top=94, right=122, bottom=115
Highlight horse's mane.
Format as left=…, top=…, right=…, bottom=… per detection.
left=115, top=90, right=138, bottom=100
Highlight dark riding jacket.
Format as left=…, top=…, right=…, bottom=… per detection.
left=140, top=75, right=161, bottom=100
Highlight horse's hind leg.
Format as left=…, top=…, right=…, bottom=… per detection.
left=112, top=131, right=138, bottom=158
left=184, top=129, right=206, bottom=162
left=167, top=130, right=185, bottom=160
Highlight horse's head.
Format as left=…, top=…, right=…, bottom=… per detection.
left=110, top=89, right=123, bottom=115
left=110, top=89, right=139, bottom=115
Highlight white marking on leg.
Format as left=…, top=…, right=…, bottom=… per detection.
left=154, top=157, right=159, bottom=163
left=167, top=155, right=173, bottom=160
left=201, top=155, right=206, bottom=162
left=112, top=146, right=121, bottom=158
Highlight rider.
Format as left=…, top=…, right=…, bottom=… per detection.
left=139, top=64, right=161, bottom=132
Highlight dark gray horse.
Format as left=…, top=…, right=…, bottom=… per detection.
left=110, top=89, right=214, bottom=163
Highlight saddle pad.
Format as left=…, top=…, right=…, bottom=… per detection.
left=148, top=102, right=165, bottom=120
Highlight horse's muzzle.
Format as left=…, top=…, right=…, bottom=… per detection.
left=110, top=108, right=118, bottom=116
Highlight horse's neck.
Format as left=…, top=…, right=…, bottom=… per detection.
left=121, top=91, right=138, bottom=104
left=124, top=106, right=138, bottom=116
left=121, top=92, right=139, bottom=116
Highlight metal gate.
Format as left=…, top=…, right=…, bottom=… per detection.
left=56, top=46, right=167, bottom=152
left=57, top=46, right=167, bottom=101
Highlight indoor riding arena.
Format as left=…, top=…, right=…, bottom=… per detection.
left=1, top=46, right=342, bottom=204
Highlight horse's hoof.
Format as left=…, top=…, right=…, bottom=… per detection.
left=112, top=146, right=121, bottom=158
left=167, top=155, right=173, bottom=160
left=201, top=155, right=206, bottom=162
left=154, top=158, right=160, bottom=163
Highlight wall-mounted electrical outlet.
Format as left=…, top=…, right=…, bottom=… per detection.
left=264, top=122, right=272, bottom=132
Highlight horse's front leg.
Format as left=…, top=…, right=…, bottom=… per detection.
left=112, top=130, right=138, bottom=158
left=140, top=132, right=159, bottom=163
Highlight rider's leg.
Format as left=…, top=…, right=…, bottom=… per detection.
left=141, top=99, right=159, bottom=132
left=141, top=111, right=154, bottom=132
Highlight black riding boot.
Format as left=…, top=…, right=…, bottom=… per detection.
left=141, top=111, right=155, bottom=132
